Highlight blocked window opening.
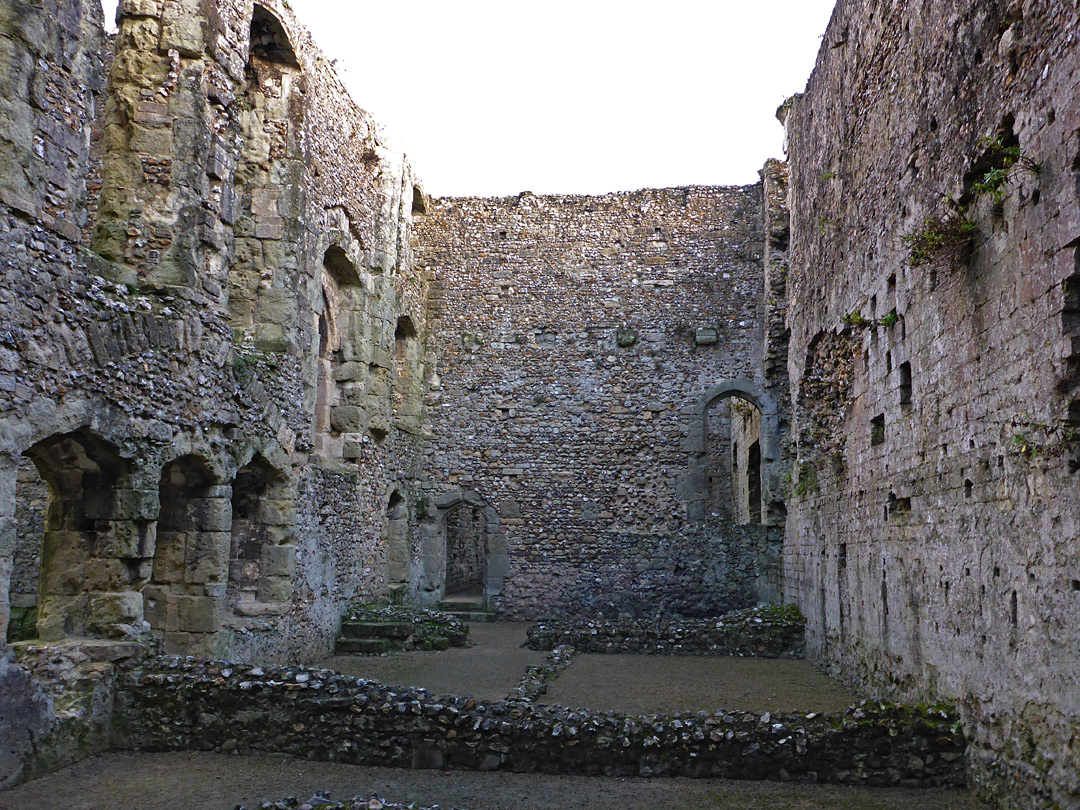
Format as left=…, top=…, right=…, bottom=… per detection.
left=394, top=315, right=421, bottom=422
left=871, top=414, right=886, bottom=446
left=395, top=316, right=417, bottom=363
left=228, top=5, right=304, bottom=350
left=890, top=493, right=911, bottom=513
left=22, top=431, right=139, bottom=641
left=881, top=570, right=889, bottom=618
left=228, top=455, right=293, bottom=614
left=147, top=456, right=224, bottom=649
left=314, top=289, right=336, bottom=439
left=445, top=504, right=485, bottom=596
left=747, top=440, right=762, bottom=524
left=7, top=456, right=47, bottom=643
left=899, top=362, right=913, bottom=406
left=323, top=246, right=360, bottom=287
left=385, top=490, right=410, bottom=594
left=412, top=187, right=427, bottom=216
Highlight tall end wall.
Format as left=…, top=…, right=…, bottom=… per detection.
left=415, top=186, right=780, bottom=618
left=783, top=0, right=1080, bottom=806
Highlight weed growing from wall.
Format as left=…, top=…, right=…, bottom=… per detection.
left=793, top=461, right=819, bottom=497
left=901, top=132, right=1040, bottom=269
left=902, top=210, right=978, bottom=268
left=1009, top=414, right=1080, bottom=459
left=842, top=310, right=871, bottom=329
left=971, top=135, right=1041, bottom=204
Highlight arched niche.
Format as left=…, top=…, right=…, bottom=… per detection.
left=227, top=3, right=305, bottom=353
left=394, top=315, right=421, bottom=422
left=323, top=245, right=361, bottom=288
left=227, top=453, right=294, bottom=616
left=250, top=4, right=299, bottom=67
left=312, top=237, right=367, bottom=458
left=144, top=454, right=229, bottom=653
left=383, top=487, right=410, bottom=599
left=22, top=430, right=147, bottom=641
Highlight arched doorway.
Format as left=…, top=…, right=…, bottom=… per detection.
left=687, top=380, right=781, bottom=526
left=416, top=488, right=506, bottom=608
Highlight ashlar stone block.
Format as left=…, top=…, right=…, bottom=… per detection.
left=88, top=590, right=144, bottom=626
left=260, top=544, right=295, bottom=578
left=151, top=533, right=187, bottom=584
left=330, top=405, right=364, bottom=433
left=257, top=575, right=293, bottom=604
left=184, top=531, right=229, bottom=584
left=176, top=595, right=219, bottom=633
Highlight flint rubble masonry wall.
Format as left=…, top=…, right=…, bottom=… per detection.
left=414, top=187, right=781, bottom=619
left=781, top=0, right=1080, bottom=807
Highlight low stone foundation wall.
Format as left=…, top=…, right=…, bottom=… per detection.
left=113, top=656, right=966, bottom=787
left=1, top=641, right=145, bottom=787
left=526, top=605, right=806, bottom=657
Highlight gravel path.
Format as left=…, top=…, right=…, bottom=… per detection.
left=543, top=654, right=858, bottom=714
left=320, top=622, right=545, bottom=701
left=0, top=751, right=987, bottom=810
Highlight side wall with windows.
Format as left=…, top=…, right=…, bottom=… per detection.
left=782, top=1, right=1080, bottom=807
left=0, top=0, right=432, bottom=664
left=415, top=187, right=780, bottom=618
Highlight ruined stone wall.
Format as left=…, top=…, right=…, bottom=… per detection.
left=782, top=0, right=1080, bottom=806
left=415, top=187, right=775, bottom=618
left=0, top=0, right=433, bottom=665
left=113, top=654, right=968, bottom=787
left=0, top=0, right=439, bottom=785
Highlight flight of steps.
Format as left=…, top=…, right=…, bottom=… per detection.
left=334, top=606, right=471, bottom=654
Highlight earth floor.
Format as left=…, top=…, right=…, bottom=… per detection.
left=0, top=622, right=987, bottom=810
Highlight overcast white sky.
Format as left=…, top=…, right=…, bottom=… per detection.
left=103, top=0, right=837, bottom=197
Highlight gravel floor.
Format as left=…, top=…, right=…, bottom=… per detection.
left=543, top=654, right=859, bottom=714
left=0, top=751, right=987, bottom=810
left=0, top=624, right=987, bottom=809
left=320, top=622, right=545, bottom=701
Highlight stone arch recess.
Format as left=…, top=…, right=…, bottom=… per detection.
left=417, top=488, right=506, bottom=609
left=225, top=443, right=295, bottom=618
left=687, top=379, right=782, bottom=527
left=21, top=429, right=143, bottom=641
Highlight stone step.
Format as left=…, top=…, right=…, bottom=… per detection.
left=334, top=637, right=391, bottom=655
left=437, top=600, right=485, bottom=612
left=446, top=629, right=469, bottom=646
left=339, top=621, right=413, bottom=639
left=441, top=609, right=497, bottom=623
left=414, top=636, right=450, bottom=651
